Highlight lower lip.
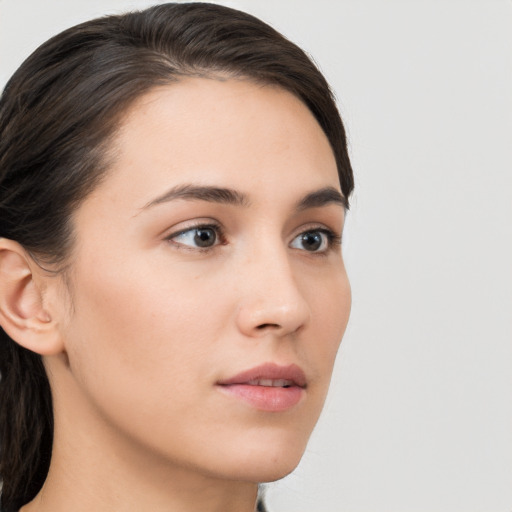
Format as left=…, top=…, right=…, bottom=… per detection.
left=217, top=384, right=304, bottom=412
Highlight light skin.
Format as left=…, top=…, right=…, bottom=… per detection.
left=0, top=78, right=351, bottom=512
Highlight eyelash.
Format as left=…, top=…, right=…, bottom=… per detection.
left=165, top=222, right=228, bottom=253
left=291, top=228, right=342, bottom=255
left=164, top=222, right=341, bottom=255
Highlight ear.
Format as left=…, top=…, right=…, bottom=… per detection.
left=0, top=238, right=64, bottom=355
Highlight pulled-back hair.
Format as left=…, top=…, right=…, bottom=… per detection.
left=0, top=3, right=354, bottom=510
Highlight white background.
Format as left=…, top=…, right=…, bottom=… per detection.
left=1, top=1, right=511, bottom=511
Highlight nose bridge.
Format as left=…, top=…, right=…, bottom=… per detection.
left=235, top=234, right=311, bottom=337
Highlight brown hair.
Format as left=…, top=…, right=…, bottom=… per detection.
left=0, top=3, right=354, bottom=510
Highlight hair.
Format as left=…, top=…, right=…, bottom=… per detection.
left=0, top=3, right=354, bottom=510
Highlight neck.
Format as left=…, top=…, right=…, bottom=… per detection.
left=21, top=357, right=259, bottom=512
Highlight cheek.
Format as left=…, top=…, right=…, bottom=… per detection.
left=302, top=265, right=350, bottom=405
left=307, top=263, right=351, bottom=349
left=62, top=255, right=225, bottom=418
left=60, top=261, right=238, bottom=478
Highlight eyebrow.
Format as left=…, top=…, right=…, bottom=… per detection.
left=142, top=184, right=250, bottom=209
left=141, top=184, right=346, bottom=211
left=295, top=186, right=347, bottom=211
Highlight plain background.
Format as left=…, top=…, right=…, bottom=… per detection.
left=1, top=1, right=510, bottom=511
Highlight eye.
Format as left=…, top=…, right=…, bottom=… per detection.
left=168, top=225, right=221, bottom=249
left=290, top=229, right=335, bottom=253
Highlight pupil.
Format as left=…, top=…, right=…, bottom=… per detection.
left=302, top=232, right=322, bottom=251
left=194, top=228, right=216, bottom=247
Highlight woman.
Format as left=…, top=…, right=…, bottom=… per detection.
left=0, top=3, right=354, bottom=511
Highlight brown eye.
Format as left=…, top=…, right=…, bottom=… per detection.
left=193, top=228, right=217, bottom=247
left=170, top=225, right=220, bottom=249
left=290, top=229, right=331, bottom=252
left=301, top=232, right=323, bottom=251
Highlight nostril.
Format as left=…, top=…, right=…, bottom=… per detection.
left=256, top=323, right=280, bottom=330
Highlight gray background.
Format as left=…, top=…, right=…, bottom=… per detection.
left=1, top=1, right=511, bottom=511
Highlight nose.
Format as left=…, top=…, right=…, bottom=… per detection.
left=235, top=245, right=311, bottom=338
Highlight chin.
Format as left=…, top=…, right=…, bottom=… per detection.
left=220, top=458, right=303, bottom=484
left=202, top=408, right=322, bottom=483
left=248, top=458, right=303, bottom=483
left=214, top=436, right=309, bottom=484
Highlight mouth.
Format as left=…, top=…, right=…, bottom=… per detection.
left=216, top=363, right=307, bottom=412
left=246, top=379, right=295, bottom=387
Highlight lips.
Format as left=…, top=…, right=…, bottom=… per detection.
left=217, top=363, right=306, bottom=412
left=218, top=363, right=307, bottom=388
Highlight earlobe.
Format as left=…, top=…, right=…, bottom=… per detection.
left=0, top=238, right=64, bottom=355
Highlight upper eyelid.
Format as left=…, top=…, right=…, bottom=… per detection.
left=289, top=222, right=341, bottom=240
left=163, top=220, right=341, bottom=246
left=166, top=222, right=338, bottom=237
left=164, top=223, right=225, bottom=252
left=164, top=220, right=222, bottom=238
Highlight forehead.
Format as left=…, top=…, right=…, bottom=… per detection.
left=90, top=77, right=340, bottom=211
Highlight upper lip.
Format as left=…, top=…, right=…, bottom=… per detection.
left=217, top=363, right=307, bottom=388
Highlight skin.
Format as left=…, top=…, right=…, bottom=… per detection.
left=3, top=78, right=351, bottom=512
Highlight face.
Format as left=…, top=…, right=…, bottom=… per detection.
left=56, top=78, right=351, bottom=482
